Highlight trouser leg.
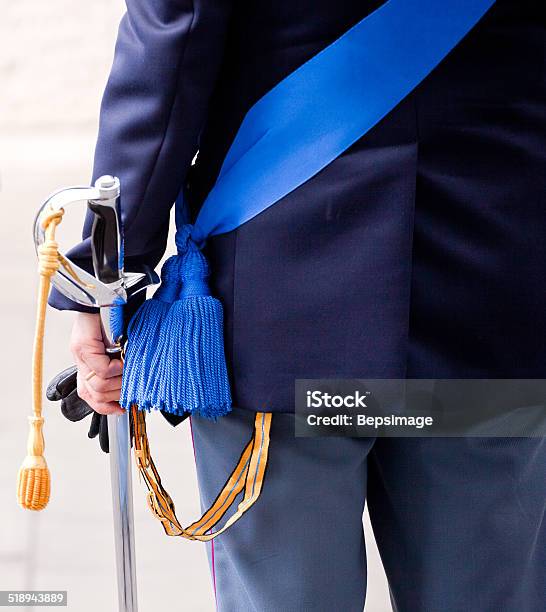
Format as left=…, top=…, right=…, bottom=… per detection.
left=191, top=408, right=373, bottom=612
left=367, top=437, right=546, bottom=612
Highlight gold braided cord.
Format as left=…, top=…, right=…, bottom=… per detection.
left=17, top=206, right=64, bottom=511
left=132, top=406, right=272, bottom=541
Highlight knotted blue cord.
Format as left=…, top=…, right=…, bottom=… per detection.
left=109, top=297, right=125, bottom=346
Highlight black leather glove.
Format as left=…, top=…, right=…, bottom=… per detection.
left=46, top=365, right=188, bottom=453
left=46, top=365, right=111, bottom=452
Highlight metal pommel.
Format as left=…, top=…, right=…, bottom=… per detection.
left=95, top=175, right=120, bottom=200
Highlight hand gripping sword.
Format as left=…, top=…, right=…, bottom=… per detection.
left=33, top=175, right=158, bottom=612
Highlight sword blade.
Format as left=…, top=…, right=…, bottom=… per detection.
left=107, top=410, right=138, bottom=612
left=89, top=176, right=138, bottom=612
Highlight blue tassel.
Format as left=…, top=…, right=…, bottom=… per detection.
left=121, top=225, right=232, bottom=420
left=145, top=225, right=232, bottom=419
left=120, top=256, right=181, bottom=410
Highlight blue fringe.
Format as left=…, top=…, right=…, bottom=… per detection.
left=120, top=257, right=181, bottom=410
left=120, top=226, right=232, bottom=420
left=154, top=295, right=231, bottom=419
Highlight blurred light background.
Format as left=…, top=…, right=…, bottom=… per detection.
left=0, top=2, right=390, bottom=610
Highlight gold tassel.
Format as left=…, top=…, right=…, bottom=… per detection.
left=17, top=417, right=50, bottom=510
left=17, top=207, right=64, bottom=511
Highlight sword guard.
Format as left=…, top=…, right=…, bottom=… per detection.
left=33, top=177, right=159, bottom=308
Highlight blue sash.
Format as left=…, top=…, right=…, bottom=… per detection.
left=190, top=0, right=495, bottom=243
left=122, top=0, right=496, bottom=419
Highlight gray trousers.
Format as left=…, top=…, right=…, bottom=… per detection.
left=191, top=408, right=546, bottom=612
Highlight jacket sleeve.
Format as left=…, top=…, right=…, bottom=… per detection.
left=49, top=0, right=233, bottom=311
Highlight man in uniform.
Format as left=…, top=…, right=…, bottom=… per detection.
left=51, top=1, right=546, bottom=610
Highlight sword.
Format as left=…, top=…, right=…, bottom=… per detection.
left=34, top=175, right=158, bottom=612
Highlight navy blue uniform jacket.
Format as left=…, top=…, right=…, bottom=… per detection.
left=51, top=0, right=546, bottom=412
